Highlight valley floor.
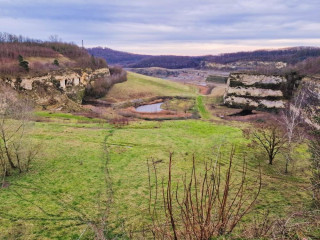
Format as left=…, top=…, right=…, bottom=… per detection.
left=0, top=72, right=313, bottom=239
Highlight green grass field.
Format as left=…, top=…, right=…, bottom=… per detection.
left=0, top=73, right=313, bottom=239
left=104, top=72, right=197, bottom=102
left=0, top=117, right=311, bottom=239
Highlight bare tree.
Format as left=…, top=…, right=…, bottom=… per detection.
left=48, top=34, right=61, bottom=42
left=147, top=147, right=262, bottom=239
left=280, top=87, right=306, bottom=173
left=0, top=84, right=37, bottom=186
left=247, top=124, right=287, bottom=165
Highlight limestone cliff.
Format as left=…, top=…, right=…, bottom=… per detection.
left=224, top=73, right=300, bottom=110
left=2, top=68, right=110, bottom=110
left=300, top=75, right=320, bottom=129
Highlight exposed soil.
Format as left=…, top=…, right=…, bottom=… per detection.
left=209, top=83, right=227, bottom=96
left=82, top=98, right=112, bottom=107
left=188, top=83, right=218, bottom=95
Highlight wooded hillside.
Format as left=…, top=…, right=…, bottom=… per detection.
left=0, top=33, right=107, bottom=77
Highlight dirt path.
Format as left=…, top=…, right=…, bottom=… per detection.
left=209, top=83, right=227, bottom=97
left=189, top=82, right=227, bottom=96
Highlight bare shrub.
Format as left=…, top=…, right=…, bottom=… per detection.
left=85, top=67, right=127, bottom=98
left=0, top=84, right=38, bottom=186
left=295, top=56, right=320, bottom=75
left=241, top=210, right=320, bottom=239
left=147, top=147, right=262, bottom=239
left=240, top=210, right=274, bottom=239
left=109, top=66, right=123, bottom=75
left=109, top=66, right=127, bottom=84
left=86, top=77, right=113, bottom=98
left=108, top=117, right=129, bottom=128
left=271, top=211, right=320, bottom=239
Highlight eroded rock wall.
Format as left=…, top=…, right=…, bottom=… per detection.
left=2, top=68, right=110, bottom=110
left=224, top=72, right=319, bottom=129
left=224, top=73, right=299, bottom=110
left=300, top=75, right=320, bottom=129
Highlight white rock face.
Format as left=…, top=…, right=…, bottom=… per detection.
left=54, top=73, right=81, bottom=90
left=259, top=99, right=285, bottom=108
left=3, top=68, right=111, bottom=106
left=224, top=96, right=285, bottom=109
left=17, top=68, right=110, bottom=91
left=238, top=74, right=286, bottom=86
left=21, top=79, right=35, bottom=90
left=227, top=87, right=283, bottom=98
left=300, top=76, right=320, bottom=129
left=224, top=96, right=259, bottom=108
left=224, top=73, right=288, bottom=110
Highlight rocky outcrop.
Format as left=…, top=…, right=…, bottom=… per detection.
left=224, top=73, right=300, bottom=110
left=2, top=68, right=110, bottom=110
left=203, top=61, right=287, bottom=71
left=300, top=75, right=320, bottom=129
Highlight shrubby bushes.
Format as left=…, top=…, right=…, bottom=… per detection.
left=295, top=56, right=320, bottom=75
left=0, top=84, right=38, bottom=186
left=85, top=66, right=127, bottom=98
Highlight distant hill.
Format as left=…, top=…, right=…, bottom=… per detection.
left=87, top=47, right=151, bottom=66
left=128, top=55, right=205, bottom=69
left=209, top=47, right=320, bottom=64
left=88, top=46, right=320, bottom=69
left=87, top=47, right=207, bottom=68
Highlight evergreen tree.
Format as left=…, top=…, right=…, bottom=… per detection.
left=53, top=59, right=59, bottom=66
left=18, top=55, right=29, bottom=72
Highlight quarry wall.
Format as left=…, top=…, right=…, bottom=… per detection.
left=1, top=68, right=110, bottom=110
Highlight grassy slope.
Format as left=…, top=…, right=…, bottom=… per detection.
left=196, top=95, right=210, bottom=119
left=0, top=115, right=311, bottom=239
left=0, top=74, right=312, bottom=239
left=104, top=72, right=197, bottom=102
left=26, top=54, right=73, bottom=66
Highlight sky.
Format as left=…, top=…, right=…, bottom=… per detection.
left=1, top=0, right=320, bottom=55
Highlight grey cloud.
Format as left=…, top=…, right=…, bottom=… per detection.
left=0, top=0, right=319, bottom=54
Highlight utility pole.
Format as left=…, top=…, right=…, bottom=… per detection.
left=82, top=40, right=84, bottom=48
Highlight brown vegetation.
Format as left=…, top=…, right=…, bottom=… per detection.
left=0, top=32, right=107, bottom=77
left=108, top=117, right=129, bottom=127
left=119, top=106, right=193, bottom=120
left=0, top=84, right=38, bottom=186
left=147, top=148, right=261, bottom=239
left=85, top=66, right=127, bottom=98
left=295, top=56, right=320, bottom=75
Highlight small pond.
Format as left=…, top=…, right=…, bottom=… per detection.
left=135, top=102, right=163, bottom=113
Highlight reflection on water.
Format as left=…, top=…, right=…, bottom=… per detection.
left=135, top=102, right=163, bottom=113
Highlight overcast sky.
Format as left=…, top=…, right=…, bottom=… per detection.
left=1, top=0, right=320, bottom=55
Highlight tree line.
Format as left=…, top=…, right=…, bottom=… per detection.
left=88, top=46, right=320, bottom=70
left=0, top=32, right=107, bottom=77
